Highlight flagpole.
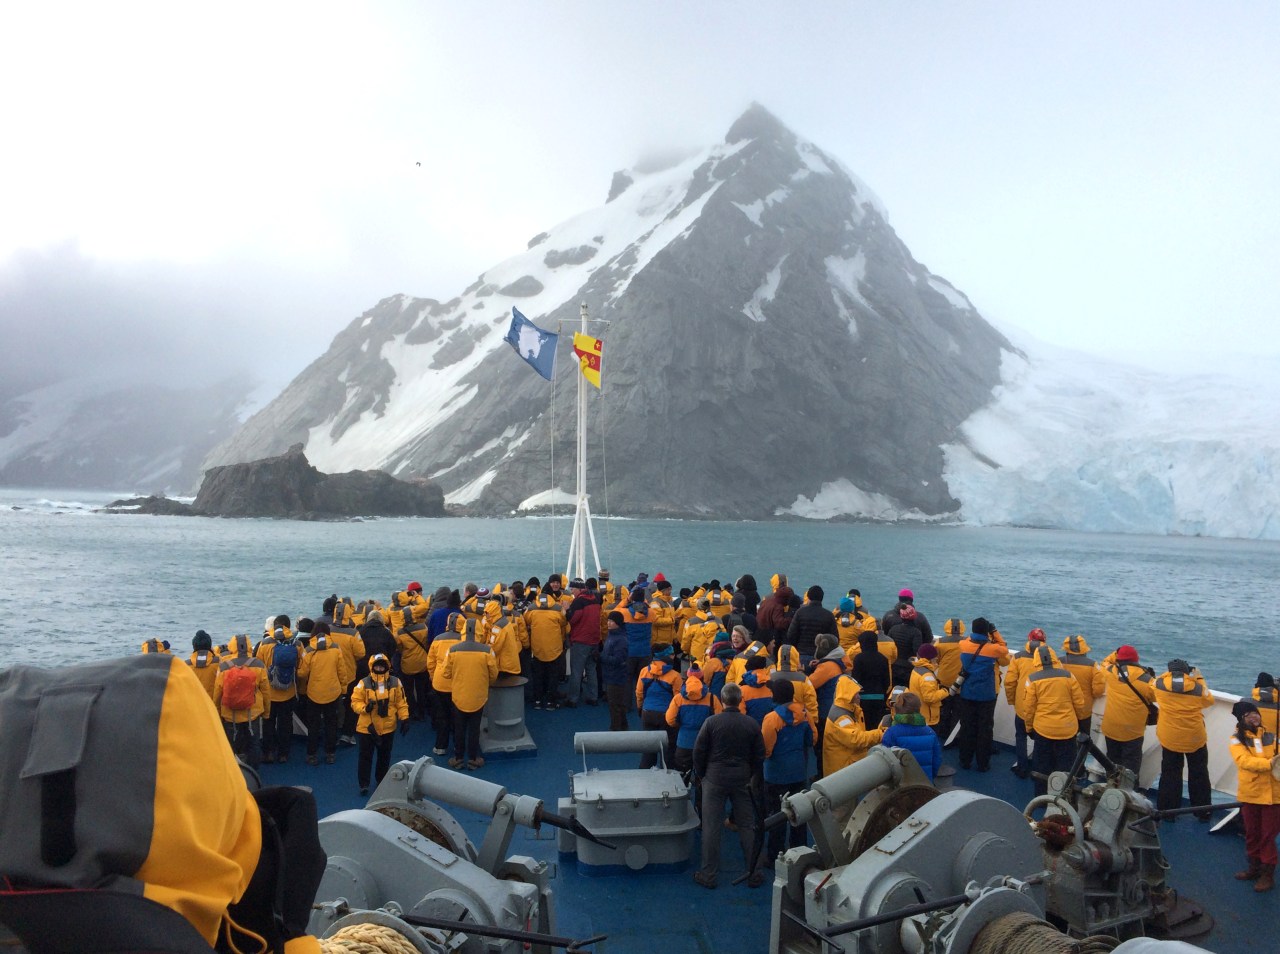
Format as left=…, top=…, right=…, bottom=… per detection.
left=566, top=302, right=600, bottom=581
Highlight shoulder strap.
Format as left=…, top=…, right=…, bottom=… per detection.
left=1119, top=665, right=1158, bottom=715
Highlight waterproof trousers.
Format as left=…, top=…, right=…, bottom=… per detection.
left=307, top=699, right=342, bottom=757
left=1242, top=803, right=1280, bottom=867
left=453, top=707, right=483, bottom=762
left=401, top=671, right=431, bottom=721
left=263, top=696, right=296, bottom=762
left=225, top=717, right=262, bottom=768
left=605, top=684, right=630, bottom=730
left=431, top=690, right=453, bottom=752
left=956, top=698, right=996, bottom=770
left=1105, top=736, right=1144, bottom=778
left=765, top=780, right=807, bottom=864
left=1013, top=716, right=1032, bottom=773
left=1031, top=734, right=1076, bottom=796
left=1158, top=745, right=1211, bottom=819
left=357, top=730, right=395, bottom=789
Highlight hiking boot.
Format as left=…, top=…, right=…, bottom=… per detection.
left=306, top=755, right=319, bottom=766
left=277, top=755, right=288, bottom=764
left=325, top=753, right=336, bottom=765
left=448, top=757, right=464, bottom=768
left=359, top=787, right=369, bottom=797
left=1010, top=765, right=1030, bottom=779
left=467, top=758, right=485, bottom=770
left=692, top=871, right=717, bottom=890
left=1256, top=865, right=1275, bottom=892
left=432, top=747, right=448, bottom=756
left=1236, top=859, right=1263, bottom=881
left=561, top=700, right=577, bottom=709
left=533, top=700, right=543, bottom=710
left=747, top=872, right=765, bottom=889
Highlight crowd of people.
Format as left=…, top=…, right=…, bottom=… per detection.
left=145, top=569, right=1280, bottom=892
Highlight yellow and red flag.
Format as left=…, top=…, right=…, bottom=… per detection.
left=572, top=332, right=603, bottom=389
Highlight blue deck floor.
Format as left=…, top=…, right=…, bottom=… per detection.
left=269, top=705, right=1272, bottom=954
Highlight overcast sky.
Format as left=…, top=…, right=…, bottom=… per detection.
left=2, top=2, right=1277, bottom=398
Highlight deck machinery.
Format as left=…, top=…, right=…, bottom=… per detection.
left=769, top=739, right=1213, bottom=954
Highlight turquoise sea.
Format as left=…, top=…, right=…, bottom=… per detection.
left=2, top=487, right=1278, bottom=694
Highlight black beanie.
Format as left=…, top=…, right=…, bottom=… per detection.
left=607, top=611, right=625, bottom=627
left=807, top=585, right=824, bottom=602
left=1257, top=672, right=1276, bottom=689
left=193, top=630, right=212, bottom=650
left=971, top=617, right=990, bottom=635
left=1233, top=699, right=1259, bottom=721
left=296, top=617, right=314, bottom=634
left=322, top=594, right=337, bottom=616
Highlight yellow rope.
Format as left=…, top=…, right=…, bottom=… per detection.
left=318, top=921, right=429, bottom=954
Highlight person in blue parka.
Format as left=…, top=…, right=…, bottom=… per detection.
left=880, top=690, right=942, bottom=781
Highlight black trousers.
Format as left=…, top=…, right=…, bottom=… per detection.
left=1105, top=736, right=1144, bottom=778
left=340, top=680, right=359, bottom=736
left=262, top=697, right=296, bottom=761
left=956, top=698, right=996, bottom=770
left=432, top=690, right=453, bottom=752
left=532, top=656, right=562, bottom=704
left=402, top=671, right=431, bottom=721
left=225, top=717, right=262, bottom=767
left=307, top=698, right=342, bottom=756
left=1158, top=744, right=1211, bottom=818
left=453, top=707, right=483, bottom=761
left=605, top=683, right=630, bottom=730
left=1031, top=734, right=1077, bottom=796
left=639, top=709, right=673, bottom=769
left=938, top=694, right=959, bottom=745
left=357, top=730, right=395, bottom=788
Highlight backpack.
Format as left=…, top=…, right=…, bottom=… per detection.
left=268, top=641, right=299, bottom=690
left=222, top=664, right=258, bottom=711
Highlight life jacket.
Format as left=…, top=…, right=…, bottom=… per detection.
left=188, top=649, right=216, bottom=669
left=267, top=639, right=299, bottom=690
left=221, top=663, right=258, bottom=712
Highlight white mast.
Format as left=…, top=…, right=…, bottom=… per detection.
left=564, top=302, right=601, bottom=581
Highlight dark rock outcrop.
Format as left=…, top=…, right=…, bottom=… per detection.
left=107, top=445, right=444, bottom=519
left=194, top=445, right=444, bottom=518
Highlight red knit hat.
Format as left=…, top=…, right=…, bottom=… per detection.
left=898, top=588, right=914, bottom=600
left=1028, top=628, right=1046, bottom=642
left=654, top=572, right=667, bottom=583
left=1116, top=645, right=1139, bottom=663
left=407, top=581, right=422, bottom=593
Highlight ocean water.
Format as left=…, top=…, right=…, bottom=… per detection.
left=2, top=487, right=1278, bottom=694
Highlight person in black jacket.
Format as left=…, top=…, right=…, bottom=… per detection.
left=851, top=630, right=892, bottom=728
left=881, top=587, right=934, bottom=642
left=734, top=574, right=761, bottom=616
left=887, top=604, right=925, bottom=687
left=692, top=682, right=766, bottom=889
left=785, top=586, right=836, bottom=668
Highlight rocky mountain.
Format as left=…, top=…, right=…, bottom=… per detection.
left=204, top=104, right=1012, bottom=520
left=0, top=376, right=250, bottom=493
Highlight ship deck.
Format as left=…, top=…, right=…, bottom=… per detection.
left=272, top=704, right=1272, bottom=954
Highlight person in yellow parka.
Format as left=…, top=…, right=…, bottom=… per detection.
left=185, top=629, right=221, bottom=704
left=933, top=618, right=966, bottom=741
left=1060, top=634, right=1106, bottom=735
left=1023, top=645, right=1086, bottom=797
left=1153, top=659, right=1215, bottom=821
left=350, top=653, right=410, bottom=795
left=726, top=637, right=768, bottom=685
left=213, top=634, right=270, bottom=768
left=442, top=618, right=499, bottom=770
left=682, top=600, right=723, bottom=665
left=395, top=617, right=432, bottom=722
left=1004, top=629, right=1057, bottom=779
left=489, top=594, right=529, bottom=678
left=771, top=643, right=819, bottom=738
left=256, top=624, right=303, bottom=765
left=1099, top=645, right=1156, bottom=777
left=141, top=637, right=172, bottom=654
left=648, top=582, right=679, bottom=652
left=297, top=624, right=352, bottom=765
left=1227, top=699, right=1280, bottom=891
left=823, top=675, right=887, bottom=777
left=908, top=643, right=949, bottom=737
left=524, top=592, right=569, bottom=710
left=427, top=611, right=465, bottom=756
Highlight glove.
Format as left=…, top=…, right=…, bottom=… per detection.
left=400, top=721, right=410, bottom=736
left=228, top=786, right=327, bottom=950
left=365, top=703, right=376, bottom=714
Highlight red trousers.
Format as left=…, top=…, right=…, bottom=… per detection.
left=1241, top=803, right=1280, bottom=866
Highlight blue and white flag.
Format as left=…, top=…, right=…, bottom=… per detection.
left=504, top=307, right=558, bottom=381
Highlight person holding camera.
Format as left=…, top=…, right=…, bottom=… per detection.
left=1153, top=658, right=1215, bottom=821
left=350, top=652, right=410, bottom=795
left=1100, top=645, right=1156, bottom=777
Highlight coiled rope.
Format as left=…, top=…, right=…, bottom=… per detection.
left=971, top=911, right=1118, bottom=954
left=318, top=921, right=439, bottom=954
